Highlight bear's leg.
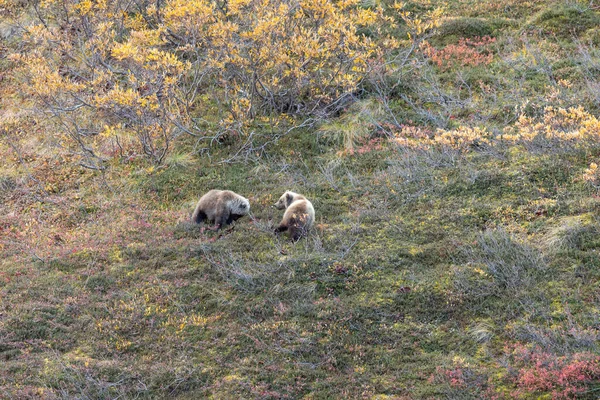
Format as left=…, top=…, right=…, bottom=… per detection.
left=226, top=213, right=236, bottom=225
left=216, top=211, right=230, bottom=230
left=274, top=224, right=288, bottom=234
left=193, top=211, right=207, bottom=224
left=290, top=227, right=302, bottom=242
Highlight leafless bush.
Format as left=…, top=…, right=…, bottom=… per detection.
left=453, top=229, right=546, bottom=301
left=372, top=49, right=478, bottom=130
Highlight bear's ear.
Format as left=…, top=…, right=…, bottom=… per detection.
left=286, top=192, right=294, bottom=206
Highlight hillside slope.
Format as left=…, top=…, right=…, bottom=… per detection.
left=2, top=0, right=600, bottom=398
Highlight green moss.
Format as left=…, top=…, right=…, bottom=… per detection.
left=529, top=5, right=600, bottom=37
left=84, top=273, right=116, bottom=293
left=6, top=309, right=66, bottom=341
left=434, top=17, right=494, bottom=45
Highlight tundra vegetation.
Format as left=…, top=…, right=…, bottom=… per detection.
left=1, top=0, right=600, bottom=398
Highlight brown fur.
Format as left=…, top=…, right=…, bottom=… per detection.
left=274, top=191, right=315, bottom=241
left=192, top=190, right=250, bottom=230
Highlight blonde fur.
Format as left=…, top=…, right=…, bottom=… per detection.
left=274, top=191, right=315, bottom=241
left=192, top=190, right=250, bottom=229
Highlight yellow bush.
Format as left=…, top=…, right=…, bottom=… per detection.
left=161, top=0, right=386, bottom=117
left=10, top=0, right=396, bottom=165
left=393, top=106, right=600, bottom=154
left=503, top=106, right=600, bottom=149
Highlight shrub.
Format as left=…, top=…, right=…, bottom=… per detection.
left=392, top=124, right=492, bottom=152
left=10, top=0, right=392, bottom=166
left=421, top=36, right=496, bottom=72
left=505, top=344, right=600, bottom=399
left=502, top=106, right=600, bottom=152
left=583, top=162, right=600, bottom=190
left=435, top=346, right=600, bottom=399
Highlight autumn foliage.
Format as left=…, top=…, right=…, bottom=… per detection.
left=421, top=36, right=496, bottom=71
left=4, top=0, right=600, bottom=398
left=507, top=345, right=600, bottom=399
left=7, top=0, right=395, bottom=167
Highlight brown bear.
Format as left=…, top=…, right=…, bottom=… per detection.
left=274, top=191, right=315, bottom=241
left=192, top=190, right=250, bottom=230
